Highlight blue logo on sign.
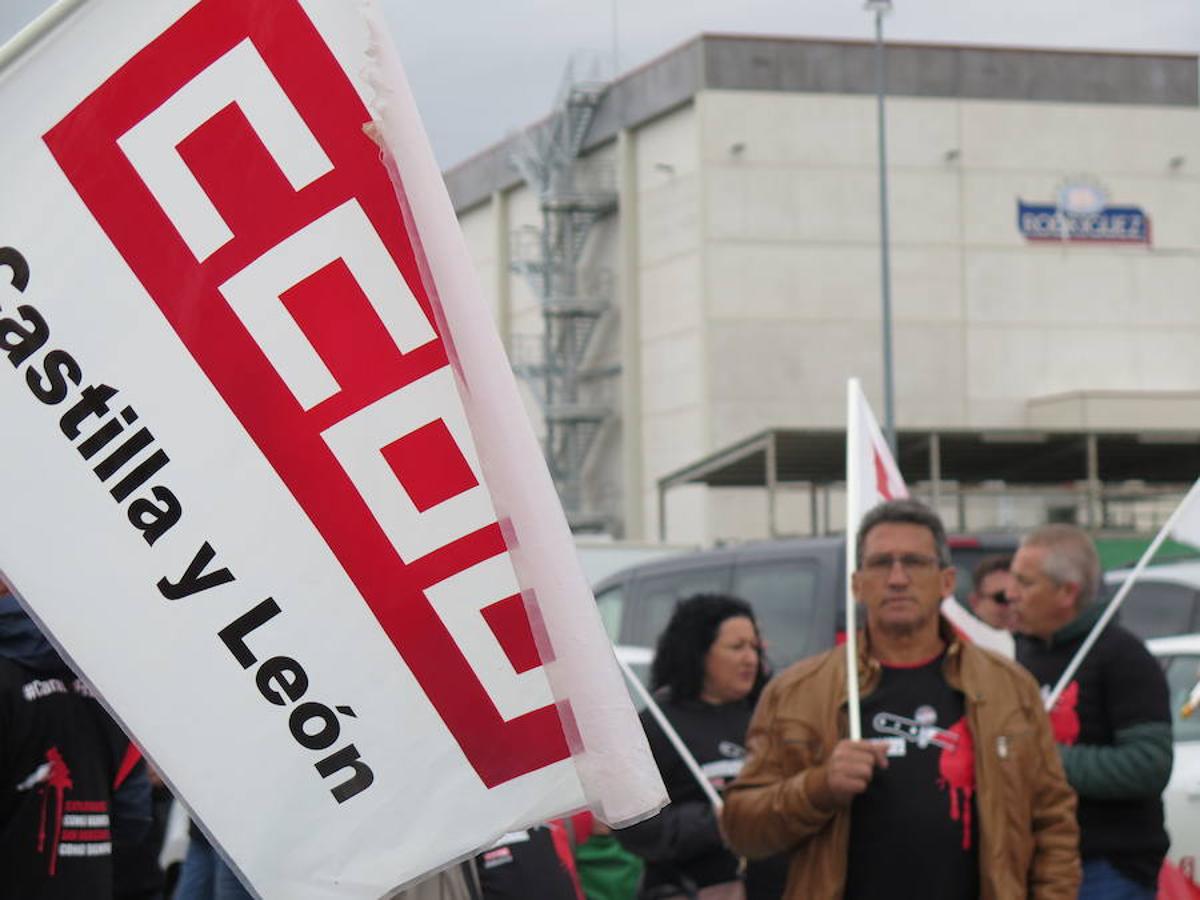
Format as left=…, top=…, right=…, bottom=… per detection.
left=1017, top=179, right=1150, bottom=244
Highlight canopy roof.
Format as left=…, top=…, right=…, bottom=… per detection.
left=660, top=427, right=1200, bottom=490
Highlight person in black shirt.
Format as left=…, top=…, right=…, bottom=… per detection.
left=0, top=585, right=151, bottom=900
left=618, top=593, right=787, bottom=899
left=475, top=823, right=580, bottom=900
left=1010, top=523, right=1172, bottom=898
left=846, top=650, right=979, bottom=898
left=722, top=500, right=1080, bottom=899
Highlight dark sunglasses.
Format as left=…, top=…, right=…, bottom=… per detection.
left=987, top=591, right=1010, bottom=606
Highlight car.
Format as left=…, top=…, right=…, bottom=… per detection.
left=1104, top=560, right=1200, bottom=642
left=1146, top=633, right=1200, bottom=884
left=593, top=534, right=1019, bottom=670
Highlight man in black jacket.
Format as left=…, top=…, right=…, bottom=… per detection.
left=0, top=582, right=151, bottom=899
left=1009, top=524, right=1172, bottom=898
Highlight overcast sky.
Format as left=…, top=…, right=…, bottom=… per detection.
left=2, top=0, right=1197, bottom=167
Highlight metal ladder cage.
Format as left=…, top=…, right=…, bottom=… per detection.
left=508, top=66, right=620, bottom=532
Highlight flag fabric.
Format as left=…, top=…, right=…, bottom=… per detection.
left=844, top=378, right=1014, bottom=659
left=845, top=377, right=908, bottom=548
left=1046, top=476, right=1200, bottom=711
left=1158, top=859, right=1200, bottom=900
left=1058, top=478, right=1200, bottom=715
left=1168, top=479, right=1200, bottom=548
left=940, top=594, right=1015, bottom=659
left=0, top=2, right=664, bottom=897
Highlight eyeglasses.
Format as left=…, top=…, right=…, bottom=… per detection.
left=861, top=553, right=940, bottom=575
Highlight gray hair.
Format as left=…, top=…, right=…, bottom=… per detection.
left=855, top=499, right=951, bottom=569
left=1020, top=523, right=1100, bottom=608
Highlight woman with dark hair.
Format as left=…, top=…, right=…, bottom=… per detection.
left=617, top=594, right=785, bottom=900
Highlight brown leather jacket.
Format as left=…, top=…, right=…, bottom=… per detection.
left=722, top=625, right=1080, bottom=899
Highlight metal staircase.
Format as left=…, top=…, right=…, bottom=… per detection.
left=509, top=75, right=618, bottom=532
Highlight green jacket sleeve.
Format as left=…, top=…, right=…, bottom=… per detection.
left=1059, top=721, right=1173, bottom=799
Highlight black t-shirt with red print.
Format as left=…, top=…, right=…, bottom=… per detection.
left=1016, top=605, right=1171, bottom=888
left=474, top=824, right=581, bottom=900
left=0, top=657, right=133, bottom=900
left=618, top=694, right=789, bottom=899
left=845, top=653, right=980, bottom=900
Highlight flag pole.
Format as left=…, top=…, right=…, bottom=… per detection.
left=615, top=653, right=724, bottom=814
left=0, top=0, right=87, bottom=75
left=1045, top=478, right=1200, bottom=711
left=845, top=379, right=863, bottom=740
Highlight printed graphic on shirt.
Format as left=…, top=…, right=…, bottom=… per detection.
left=700, top=740, right=745, bottom=788
left=56, top=802, right=113, bottom=860
left=1044, top=681, right=1080, bottom=746
left=937, top=719, right=975, bottom=850
left=481, top=846, right=515, bottom=869
left=14, top=747, right=111, bottom=876
left=21, top=676, right=98, bottom=703
left=845, top=657, right=978, bottom=900
left=873, top=705, right=960, bottom=750
left=869, top=704, right=976, bottom=850
left=476, top=825, right=578, bottom=900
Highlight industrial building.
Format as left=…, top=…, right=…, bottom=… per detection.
left=444, top=35, right=1200, bottom=545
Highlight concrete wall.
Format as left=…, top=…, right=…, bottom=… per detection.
left=682, top=88, right=1200, bottom=542
left=632, top=104, right=710, bottom=540
left=959, top=100, right=1200, bottom=426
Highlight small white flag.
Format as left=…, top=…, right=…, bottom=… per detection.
left=845, top=378, right=1014, bottom=658
left=1168, top=479, right=1200, bottom=548
left=846, top=377, right=908, bottom=546
left=1045, top=476, right=1200, bottom=711
left=940, top=595, right=1016, bottom=659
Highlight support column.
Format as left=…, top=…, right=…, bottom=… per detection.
left=658, top=481, right=668, bottom=542
left=766, top=432, right=779, bottom=538
left=493, top=190, right=511, bottom=353
left=617, top=128, right=646, bottom=540
left=929, top=432, right=942, bottom=513
left=1085, top=433, right=1101, bottom=528
left=810, top=483, right=820, bottom=537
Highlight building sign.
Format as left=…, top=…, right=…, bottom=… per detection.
left=1017, top=179, right=1151, bottom=244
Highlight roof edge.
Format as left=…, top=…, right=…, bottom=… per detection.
left=444, top=34, right=1199, bottom=213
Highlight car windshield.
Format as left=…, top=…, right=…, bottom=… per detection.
left=1161, top=653, right=1200, bottom=743
left=1112, top=580, right=1197, bottom=641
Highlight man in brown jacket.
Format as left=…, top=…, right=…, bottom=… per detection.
left=722, top=500, right=1080, bottom=899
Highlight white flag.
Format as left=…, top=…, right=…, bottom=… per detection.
left=845, top=378, right=1013, bottom=658
left=1046, top=476, right=1200, bottom=711
left=0, top=2, right=664, bottom=897
left=939, top=594, right=1015, bottom=659
left=846, top=377, right=908, bottom=553
left=1168, top=479, right=1200, bottom=548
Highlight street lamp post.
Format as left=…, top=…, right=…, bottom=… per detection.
left=865, top=0, right=896, bottom=453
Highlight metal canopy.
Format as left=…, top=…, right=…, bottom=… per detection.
left=656, top=427, right=1200, bottom=539
left=659, top=428, right=1200, bottom=490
